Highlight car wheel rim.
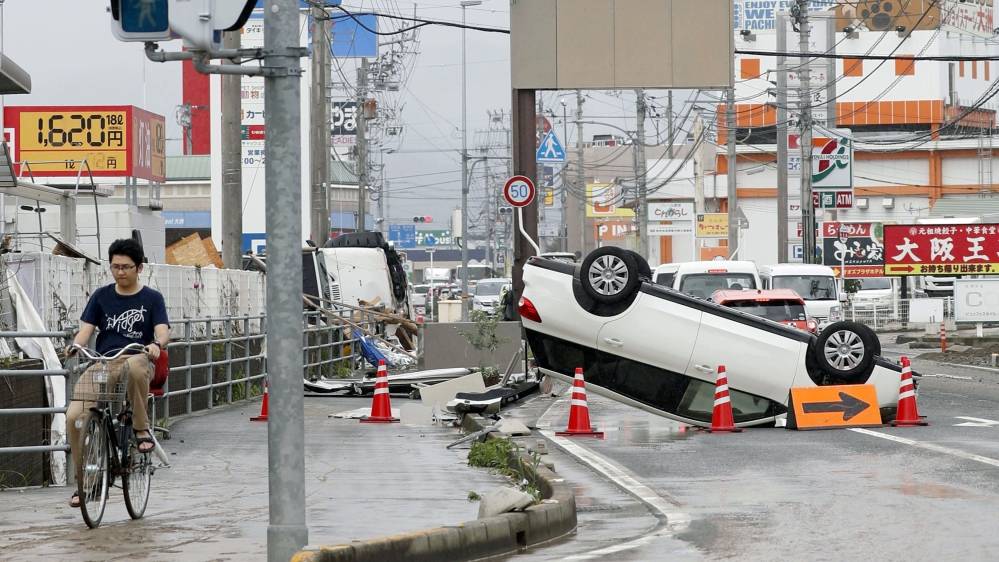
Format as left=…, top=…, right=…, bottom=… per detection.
left=823, top=330, right=865, bottom=371
left=588, top=255, right=629, bottom=296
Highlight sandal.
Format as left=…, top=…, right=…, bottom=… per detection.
left=69, top=492, right=81, bottom=508
left=135, top=432, right=155, bottom=454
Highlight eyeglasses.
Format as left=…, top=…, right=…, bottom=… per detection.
left=110, top=264, right=137, bottom=272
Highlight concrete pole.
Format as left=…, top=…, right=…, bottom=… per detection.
left=667, top=90, right=674, bottom=158
left=635, top=89, right=648, bottom=257
left=460, top=4, right=470, bottom=320
left=798, top=0, right=816, bottom=264
left=777, top=13, right=789, bottom=263
left=221, top=30, right=243, bottom=268
left=263, top=1, right=307, bottom=560
left=356, top=59, right=369, bottom=232
left=576, top=90, right=585, bottom=254
left=726, top=87, right=738, bottom=257
left=309, top=6, right=331, bottom=245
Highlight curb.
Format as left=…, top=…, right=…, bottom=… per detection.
left=292, top=416, right=577, bottom=562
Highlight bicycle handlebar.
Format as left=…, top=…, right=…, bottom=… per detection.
left=71, top=343, right=148, bottom=362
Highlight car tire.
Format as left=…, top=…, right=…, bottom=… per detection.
left=627, top=250, right=652, bottom=282
left=812, top=321, right=878, bottom=382
left=579, top=247, right=641, bottom=305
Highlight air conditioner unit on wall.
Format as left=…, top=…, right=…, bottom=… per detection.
left=882, top=197, right=895, bottom=209
left=856, top=197, right=869, bottom=209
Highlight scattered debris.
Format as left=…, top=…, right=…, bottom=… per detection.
left=166, top=233, right=223, bottom=268
left=476, top=487, right=535, bottom=518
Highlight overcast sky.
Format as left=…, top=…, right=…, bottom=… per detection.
left=0, top=1, right=648, bottom=226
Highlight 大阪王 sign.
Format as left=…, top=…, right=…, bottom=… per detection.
left=883, top=223, right=999, bottom=275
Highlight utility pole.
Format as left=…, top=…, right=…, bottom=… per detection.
left=796, top=0, right=816, bottom=264
left=726, top=86, right=738, bottom=258
left=356, top=59, right=369, bottom=233
left=777, top=12, right=789, bottom=263
left=309, top=5, right=331, bottom=245
left=560, top=97, right=569, bottom=252
left=576, top=90, right=585, bottom=253
left=667, top=90, right=674, bottom=158
left=264, top=0, right=307, bottom=559
left=221, top=30, right=242, bottom=268
left=692, top=113, right=705, bottom=261
left=460, top=1, right=480, bottom=320
left=635, top=89, right=648, bottom=257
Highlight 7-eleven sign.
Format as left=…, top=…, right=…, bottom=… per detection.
left=788, top=128, right=853, bottom=190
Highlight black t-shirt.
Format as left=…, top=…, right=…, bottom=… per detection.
left=81, top=284, right=170, bottom=355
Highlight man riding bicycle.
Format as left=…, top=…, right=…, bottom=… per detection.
left=65, top=238, right=169, bottom=508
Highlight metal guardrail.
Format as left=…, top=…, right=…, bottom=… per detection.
left=843, top=297, right=957, bottom=332
left=0, top=308, right=380, bottom=457
left=0, top=330, right=72, bottom=456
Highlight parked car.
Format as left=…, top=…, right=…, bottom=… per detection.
left=760, top=264, right=844, bottom=329
left=849, top=277, right=895, bottom=309
left=520, top=246, right=907, bottom=428
left=654, top=260, right=761, bottom=299
left=472, top=278, right=512, bottom=314
left=712, top=289, right=818, bottom=335
left=410, top=284, right=431, bottom=315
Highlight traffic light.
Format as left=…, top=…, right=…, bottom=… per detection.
left=110, top=0, right=257, bottom=48
left=110, top=0, right=172, bottom=42
left=412, top=216, right=432, bottom=223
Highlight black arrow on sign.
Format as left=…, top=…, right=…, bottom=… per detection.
left=802, top=392, right=870, bottom=421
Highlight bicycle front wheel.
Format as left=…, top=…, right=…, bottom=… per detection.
left=122, top=437, right=152, bottom=520
left=78, top=412, right=110, bottom=529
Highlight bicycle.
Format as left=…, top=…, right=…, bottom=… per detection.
left=70, top=343, right=161, bottom=528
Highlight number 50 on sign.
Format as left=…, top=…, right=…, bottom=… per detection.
left=503, top=175, right=536, bottom=208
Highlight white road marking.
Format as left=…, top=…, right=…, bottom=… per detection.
left=940, top=362, right=999, bottom=374
left=849, top=428, right=999, bottom=468
left=954, top=416, right=999, bottom=427
left=922, top=373, right=975, bottom=381
left=537, top=398, right=691, bottom=560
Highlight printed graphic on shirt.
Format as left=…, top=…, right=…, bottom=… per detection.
left=105, top=306, right=148, bottom=340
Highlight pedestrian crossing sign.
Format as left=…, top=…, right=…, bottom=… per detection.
left=536, top=131, right=566, bottom=163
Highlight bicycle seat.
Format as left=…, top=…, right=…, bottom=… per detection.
left=150, top=350, right=169, bottom=397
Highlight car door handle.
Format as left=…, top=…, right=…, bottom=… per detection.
left=694, top=364, right=715, bottom=373
left=603, top=337, right=624, bottom=347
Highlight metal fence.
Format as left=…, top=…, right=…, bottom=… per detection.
left=0, top=308, right=379, bottom=482
left=842, top=297, right=956, bottom=332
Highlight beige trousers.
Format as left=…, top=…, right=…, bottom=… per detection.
left=66, top=354, right=153, bottom=483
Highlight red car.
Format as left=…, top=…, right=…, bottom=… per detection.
left=711, top=289, right=819, bottom=335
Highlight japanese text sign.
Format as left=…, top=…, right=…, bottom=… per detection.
left=822, top=222, right=885, bottom=278
left=695, top=213, right=728, bottom=238
left=883, top=223, right=999, bottom=275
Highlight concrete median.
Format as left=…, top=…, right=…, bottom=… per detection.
left=292, top=415, right=577, bottom=562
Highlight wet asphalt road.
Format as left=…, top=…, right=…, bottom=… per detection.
left=509, top=349, right=999, bottom=561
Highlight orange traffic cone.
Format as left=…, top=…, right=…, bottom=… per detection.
left=892, top=356, right=927, bottom=427
left=556, top=368, right=604, bottom=438
left=250, top=380, right=269, bottom=422
left=360, top=360, right=399, bottom=423
left=708, top=366, right=742, bottom=433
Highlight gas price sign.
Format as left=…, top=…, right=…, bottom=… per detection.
left=5, top=105, right=164, bottom=181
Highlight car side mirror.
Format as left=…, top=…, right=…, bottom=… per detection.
left=839, top=292, right=848, bottom=302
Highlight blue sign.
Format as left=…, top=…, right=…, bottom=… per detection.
left=331, top=13, right=378, bottom=58
left=256, top=1, right=342, bottom=8
left=389, top=224, right=417, bottom=249
left=536, top=131, right=566, bottom=163
left=121, top=0, right=169, bottom=33
left=242, top=233, right=267, bottom=255
left=163, top=211, right=211, bottom=229
left=424, top=234, right=438, bottom=247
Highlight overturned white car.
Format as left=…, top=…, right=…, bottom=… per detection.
left=519, top=247, right=909, bottom=428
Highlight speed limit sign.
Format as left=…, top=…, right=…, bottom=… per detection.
left=503, top=175, right=536, bottom=208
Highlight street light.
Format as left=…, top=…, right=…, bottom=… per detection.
left=459, top=0, right=481, bottom=322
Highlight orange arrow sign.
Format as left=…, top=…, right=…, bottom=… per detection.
left=887, top=264, right=915, bottom=273
left=788, top=385, right=882, bottom=430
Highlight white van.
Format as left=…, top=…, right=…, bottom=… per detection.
left=760, top=264, right=845, bottom=327
left=653, top=261, right=762, bottom=299
left=320, top=247, right=399, bottom=311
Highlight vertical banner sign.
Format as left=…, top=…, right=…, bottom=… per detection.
left=822, top=222, right=884, bottom=278
left=883, top=223, right=999, bottom=275
left=331, top=101, right=357, bottom=146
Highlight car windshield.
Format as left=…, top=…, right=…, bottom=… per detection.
left=679, top=274, right=756, bottom=298
left=857, top=278, right=891, bottom=290
left=725, top=300, right=806, bottom=322
left=475, top=281, right=505, bottom=296
left=772, top=275, right=837, bottom=300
